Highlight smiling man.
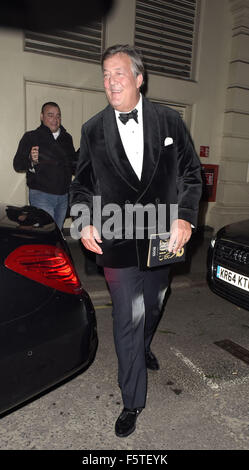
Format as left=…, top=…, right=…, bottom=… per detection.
left=70, top=44, right=202, bottom=437
left=103, top=51, right=143, bottom=112
left=13, top=102, right=76, bottom=230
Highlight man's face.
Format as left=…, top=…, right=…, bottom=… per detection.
left=41, top=105, right=61, bottom=133
left=103, top=53, right=143, bottom=112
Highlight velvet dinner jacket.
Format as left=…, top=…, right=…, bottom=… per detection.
left=70, top=96, right=202, bottom=269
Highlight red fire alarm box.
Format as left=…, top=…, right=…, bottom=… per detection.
left=201, top=164, right=219, bottom=202
left=200, top=146, right=210, bottom=158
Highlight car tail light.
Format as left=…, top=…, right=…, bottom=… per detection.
left=4, top=244, right=83, bottom=295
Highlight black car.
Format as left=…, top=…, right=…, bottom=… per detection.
left=0, top=203, right=98, bottom=416
left=207, top=219, right=249, bottom=311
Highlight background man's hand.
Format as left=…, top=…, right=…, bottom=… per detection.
left=168, top=219, right=192, bottom=253
left=81, top=225, right=103, bottom=254
left=30, top=146, right=39, bottom=164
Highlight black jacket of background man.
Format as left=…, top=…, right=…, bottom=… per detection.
left=14, top=123, right=76, bottom=195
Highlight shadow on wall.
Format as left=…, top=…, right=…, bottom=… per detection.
left=0, top=0, right=114, bottom=30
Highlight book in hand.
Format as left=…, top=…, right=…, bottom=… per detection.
left=147, top=232, right=185, bottom=268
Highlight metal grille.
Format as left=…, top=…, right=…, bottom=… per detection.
left=211, top=238, right=249, bottom=309
left=214, top=239, right=249, bottom=271
left=135, top=0, right=198, bottom=79
left=24, top=22, right=104, bottom=63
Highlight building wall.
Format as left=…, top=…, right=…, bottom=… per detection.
left=0, top=0, right=247, bottom=231
left=208, top=0, right=249, bottom=230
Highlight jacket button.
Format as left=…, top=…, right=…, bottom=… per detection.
left=155, top=198, right=160, bottom=204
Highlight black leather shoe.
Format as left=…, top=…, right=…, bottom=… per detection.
left=115, top=408, right=142, bottom=438
left=145, top=350, right=159, bottom=370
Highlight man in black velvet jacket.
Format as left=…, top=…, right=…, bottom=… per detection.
left=70, top=44, right=202, bottom=437
left=13, top=102, right=76, bottom=230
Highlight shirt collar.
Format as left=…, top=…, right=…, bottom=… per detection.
left=53, top=128, right=61, bottom=139
left=114, top=93, right=143, bottom=121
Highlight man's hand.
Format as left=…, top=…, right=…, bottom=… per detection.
left=168, top=219, right=192, bottom=253
left=81, top=225, right=103, bottom=254
left=30, top=146, right=39, bottom=164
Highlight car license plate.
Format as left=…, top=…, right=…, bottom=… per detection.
left=216, top=265, right=249, bottom=292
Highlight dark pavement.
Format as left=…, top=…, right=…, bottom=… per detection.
left=1, top=228, right=249, bottom=450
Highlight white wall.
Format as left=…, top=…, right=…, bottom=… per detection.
left=0, top=28, right=107, bottom=205
left=0, top=0, right=237, bottom=229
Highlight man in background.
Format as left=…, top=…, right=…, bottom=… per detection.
left=14, top=102, right=76, bottom=230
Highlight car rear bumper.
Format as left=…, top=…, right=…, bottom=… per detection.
left=0, top=290, right=98, bottom=416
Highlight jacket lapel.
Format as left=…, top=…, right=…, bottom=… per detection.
left=103, top=98, right=161, bottom=196
left=103, top=105, right=140, bottom=192
left=139, top=97, right=161, bottom=195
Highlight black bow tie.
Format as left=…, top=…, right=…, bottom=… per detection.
left=118, top=108, right=138, bottom=125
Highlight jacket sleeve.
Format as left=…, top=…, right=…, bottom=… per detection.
left=69, top=125, right=96, bottom=230
left=64, top=133, right=77, bottom=175
left=13, top=132, right=33, bottom=172
left=176, top=116, right=202, bottom=227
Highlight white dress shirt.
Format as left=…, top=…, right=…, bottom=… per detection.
left=115, top=94, right=144, bottom=180
left=53, top=128, right=61, bottom=140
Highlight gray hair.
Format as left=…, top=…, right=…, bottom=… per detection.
left=101, top=44, right=144, bottom=79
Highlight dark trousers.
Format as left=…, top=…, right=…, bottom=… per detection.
left=104, top=265, right=170, bottom=410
